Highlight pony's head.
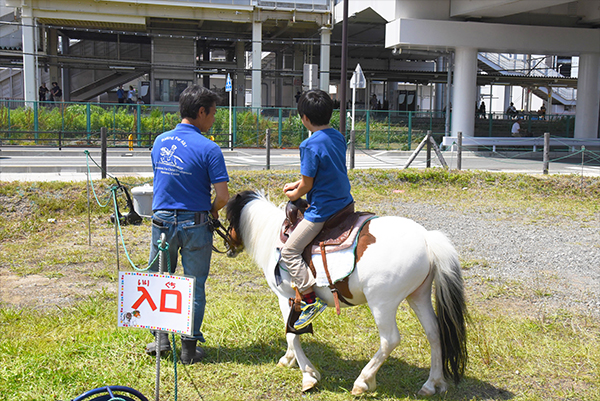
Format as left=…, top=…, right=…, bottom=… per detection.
left=224, top=190, right=262, bottom=257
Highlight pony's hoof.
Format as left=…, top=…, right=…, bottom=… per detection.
left=352, top=376, right=375, bottom=396
left=417, top=387, right=435, bottom=396
left=302, top=379, right=318, bottom=392
left=417, top=380, right=447, bottom=396
left=351, top=383, right=368, bottom=396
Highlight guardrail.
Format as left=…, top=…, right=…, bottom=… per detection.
left=442, top=135, right=600, bottom=152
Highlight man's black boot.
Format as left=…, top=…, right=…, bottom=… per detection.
left=181, top=338, right=205, bottom=364
left=145, top=331, right=171, bottom=356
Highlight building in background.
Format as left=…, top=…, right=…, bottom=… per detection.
left=0, top=0, right=598, bottom=138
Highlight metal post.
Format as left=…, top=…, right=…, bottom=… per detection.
left=365, top=110, right=370, bottom=149
left=339, top=0, right=349, bottom=138
left=581, top=146, right=585, bottom=184
left=266, top=129, right=271, bottom=170
left=542, top=132, right=550, bottom=175
left=457, top=131, right=462, bottom=171
left=86, top=103, right=91, bottom=139
left=278, top=108, right=282, bottom=147
left=445, top=53, right=453, bottom=136
left=408, top=111, right=412, bottom=150
left=136, top=103, right=141, bottom=136
left=114, top=199, right=120, bottom=271
left=229, top=86, right=233, bottom=150
left=34, top=103, right=39, bottom=144
left=155, top=233, right=167, bottom=401
left=101, top=127, right=107, bottom=179
left=87, top=170, right=91, bottom=246
left=426, top=130, right=432, bottom=168
left=349, top=129, right=355, bottom=170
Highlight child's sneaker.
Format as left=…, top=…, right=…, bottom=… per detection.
left=294, top=297, right=327, bottom=330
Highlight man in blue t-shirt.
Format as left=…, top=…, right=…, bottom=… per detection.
left=282, top=89, right=353, bottom=330
left=116, top=85, right=125, bottom=104
left=146, top=85, right=229, bottom=364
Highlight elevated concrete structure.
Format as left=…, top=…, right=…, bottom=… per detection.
left=2, top=0, right=600, bottom=139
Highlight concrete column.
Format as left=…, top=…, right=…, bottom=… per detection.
left=61, top=35, right=70, bottom=101
left=435, top=56, right=445, bottom=113
left=319, top=27, right=331, bottom=92
left=451, top=47, right=478, bottom=137
left=203, top=43, right=210, bottom=88
left=48, top=29, right=60, bottom=88
left=294, top=45, right=303, bottom=98
left=275, top=52, right=283, bottom=106
left=574, top=52, right=600, bottom=139
left=504, top=85, right=512, bottom=114
left=21, top=8, right=36, bottom=103
left=251, top=20, right=262, bottom=109
left=235, top=41, right=245, bottom=107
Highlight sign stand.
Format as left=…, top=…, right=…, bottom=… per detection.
left=154, top=233, right=166, bottom=401
left=118, top=234, right=195, bottom=401
left=403, top=131, right=448, bottom=169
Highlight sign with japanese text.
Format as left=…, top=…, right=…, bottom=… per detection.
left=118, top=272, right=195, bottom=335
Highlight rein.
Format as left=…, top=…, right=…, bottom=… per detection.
left=209, top=217, right=238, bottom=254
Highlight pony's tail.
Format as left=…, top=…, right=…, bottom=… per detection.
left=426, top=230, right=468, bottom=385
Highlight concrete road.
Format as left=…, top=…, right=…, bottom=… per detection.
left=1, top=146, right=599, bottom=182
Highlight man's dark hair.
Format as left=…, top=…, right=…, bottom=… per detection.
left=179, top=85, right=221, bottom=120
left=297, top=89, right=333, bottom=126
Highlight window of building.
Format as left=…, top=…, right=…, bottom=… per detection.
left=155, top=79, right=192, bottom=102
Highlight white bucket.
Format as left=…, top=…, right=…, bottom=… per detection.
left=131, top=184, right=153, bottom=218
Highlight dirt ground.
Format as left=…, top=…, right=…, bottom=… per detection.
left=0, top=268, right=116, bottom=310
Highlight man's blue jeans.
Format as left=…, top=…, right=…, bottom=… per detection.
left=148, top=210, right=212, bottom=342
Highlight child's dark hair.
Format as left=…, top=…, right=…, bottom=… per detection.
left=297, top=89, right=333, bottom=126
left=179, top=85, right=221, bottom=119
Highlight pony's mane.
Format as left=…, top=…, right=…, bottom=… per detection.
left=225, top=190, right=284, bottom=269
left=225, top=190, right=262, bottom=235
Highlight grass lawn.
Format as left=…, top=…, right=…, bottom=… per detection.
left=1, top=170, right=599, bottom=400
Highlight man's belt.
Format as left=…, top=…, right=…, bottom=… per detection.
left=152, top=210, right=208, bottom=226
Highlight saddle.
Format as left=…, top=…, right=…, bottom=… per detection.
left=280, top=199, right=375, bottom=316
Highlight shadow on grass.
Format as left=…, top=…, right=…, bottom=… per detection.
left=186, top=339, right=514, bottom=400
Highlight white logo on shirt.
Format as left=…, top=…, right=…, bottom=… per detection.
left=159, top=144, right=184, bottom=169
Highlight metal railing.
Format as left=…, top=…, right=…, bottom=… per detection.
left=0, top=99, right=578, bottom=150
left=479, top=52, right=577, bottom=101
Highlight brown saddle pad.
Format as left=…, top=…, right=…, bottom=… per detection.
left=280, top=201, right=375, bottom=262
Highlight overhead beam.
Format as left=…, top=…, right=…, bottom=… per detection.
left=386, top=18, right=600, bottom=55
left=451, top=0, right=574, bottom=18
left=7, top=0, right=329, bottom=26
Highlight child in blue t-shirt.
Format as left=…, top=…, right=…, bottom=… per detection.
left=282, top=89, right=353, bottom=330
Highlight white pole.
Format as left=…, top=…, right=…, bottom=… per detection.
left=351, top=85, right=356, bottom=131
left=229, top=89, right=232, bottom=150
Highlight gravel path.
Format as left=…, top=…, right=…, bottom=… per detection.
left=391, top=201, right=600, bottom=318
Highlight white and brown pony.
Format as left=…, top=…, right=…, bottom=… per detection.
left=224, top=190, right=468, bottom=396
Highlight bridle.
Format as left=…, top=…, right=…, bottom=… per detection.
left=209, top=217, right=243, bottom=256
